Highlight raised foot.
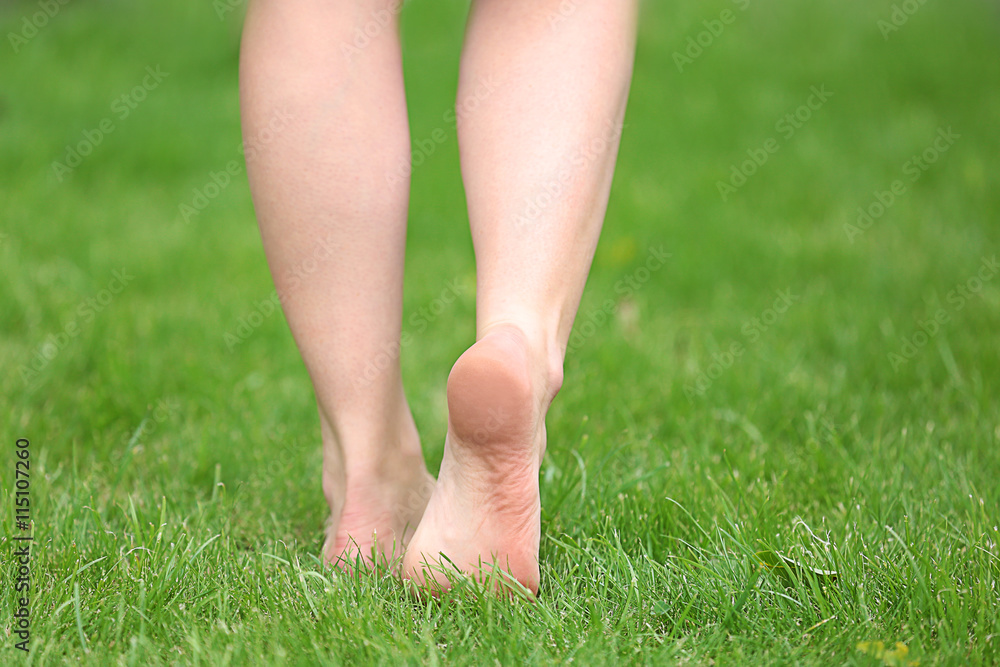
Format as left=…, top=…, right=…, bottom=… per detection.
left=402, top=324, right=553, bottom=596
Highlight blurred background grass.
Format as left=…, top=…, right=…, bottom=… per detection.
left=2, top=0, right=999, bottom=663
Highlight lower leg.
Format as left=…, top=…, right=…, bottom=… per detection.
left=404, top=0, right=638, bottom=594
left=239, top=0, right=433, bottom=568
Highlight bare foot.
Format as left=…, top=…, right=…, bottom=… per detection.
left=402, top=324, right=559, bottom=596
left=323, top=427, right=435, bottom=571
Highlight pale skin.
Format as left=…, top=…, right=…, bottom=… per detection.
left=240, top=0, right=637, bottom=595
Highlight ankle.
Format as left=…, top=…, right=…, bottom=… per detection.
left=322, top=445, right=426, bottom=512
left=477, top=321, right=564, bottom=406
left=320, top=405, right=422, bottom=481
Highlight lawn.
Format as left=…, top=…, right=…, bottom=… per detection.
left=2, top=0, right=1000, bottom=664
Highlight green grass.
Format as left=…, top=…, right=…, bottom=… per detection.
left=2, top=0, right=1000, bottom=663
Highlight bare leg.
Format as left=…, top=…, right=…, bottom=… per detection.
left=240, top=0, right=434, bottom=568
left=403, top=0, right=638, bottom=594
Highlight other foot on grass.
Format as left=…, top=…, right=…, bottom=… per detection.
left=323, top=448, right=435, bottom=572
